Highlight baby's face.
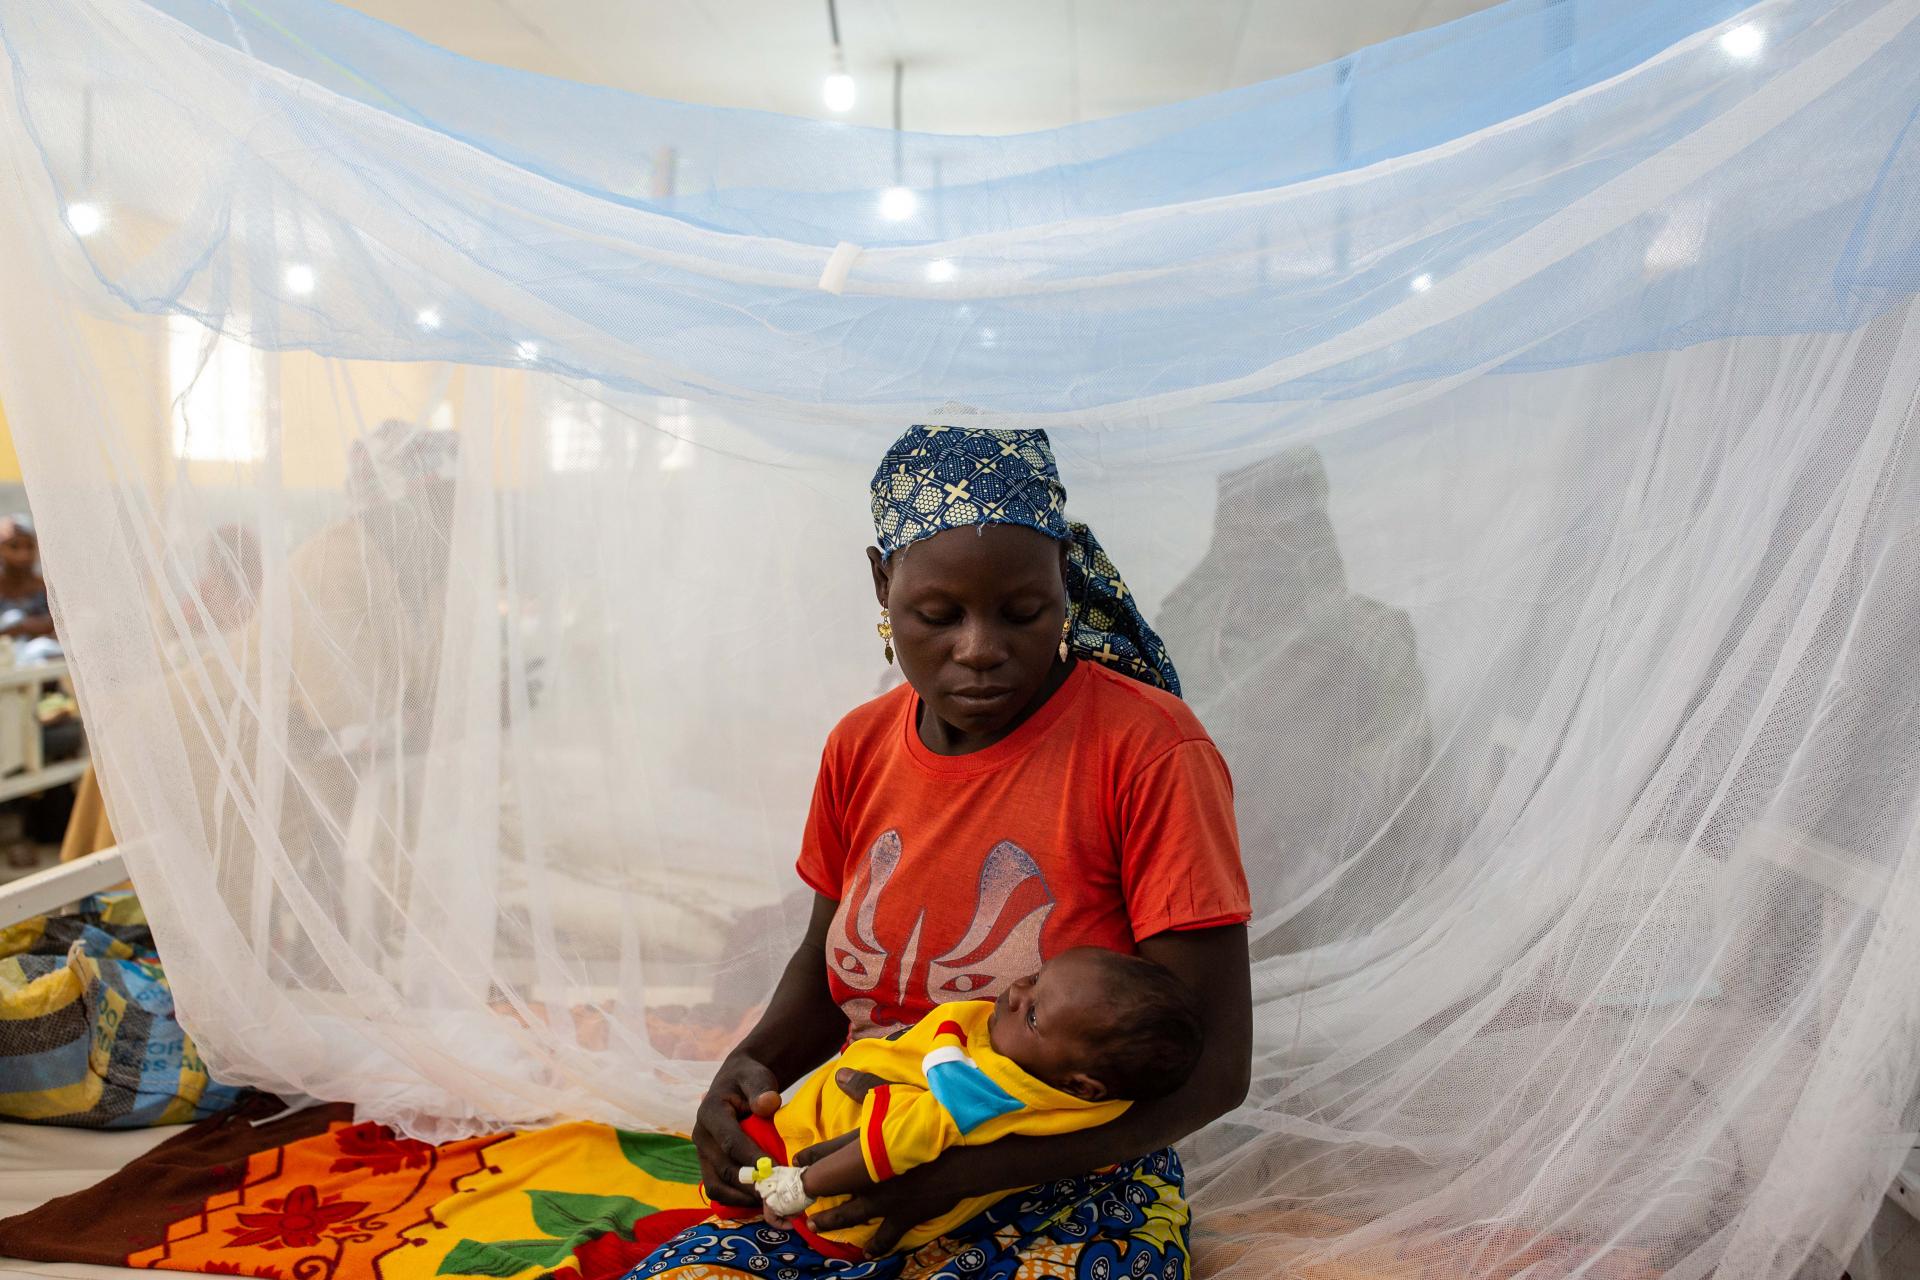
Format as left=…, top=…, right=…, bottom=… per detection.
left=986, top=948, right=1113, bottom=1099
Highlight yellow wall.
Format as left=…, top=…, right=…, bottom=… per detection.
left=0, top=356, right=525, bottom=495
left=0, top=396, right=22, bottom=484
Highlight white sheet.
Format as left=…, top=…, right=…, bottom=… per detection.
left=0, top=1123, right=174, bottom=1280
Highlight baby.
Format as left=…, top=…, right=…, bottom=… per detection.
left=716, top=946, right=1203, bottom=1256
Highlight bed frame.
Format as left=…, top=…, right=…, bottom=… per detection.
left=0, top=846, right=124, bottom=930
left=0, top=659, right=88, bottom=806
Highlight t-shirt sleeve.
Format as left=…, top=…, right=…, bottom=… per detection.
left=1117, top=739, right=1251, bottom=940
left=794, top=737, right=849, bottom=899
left=856, top=1083, right=960, bottom=1182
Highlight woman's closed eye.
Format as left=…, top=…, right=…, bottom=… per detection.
left=914, top=610, right=960, bottom=627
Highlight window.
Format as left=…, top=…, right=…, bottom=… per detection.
left=168, top=315, right=264, bottom=463
left=544, top=396, right=610, bottom=474
left=654, top=398, right=696, bottom=471
left=541, top=388, right=696, bottom=474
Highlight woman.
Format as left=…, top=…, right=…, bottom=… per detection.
left=0, top=514, right=53, bottom=641
left=62, top=523, right=264, bottom=864
left=643, top=426, right=1252, bottom=1280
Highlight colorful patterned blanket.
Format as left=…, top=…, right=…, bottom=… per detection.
left=0, top=1096, right=710, bottom=1280
left=0, top=1098, right=1670, bottom=1280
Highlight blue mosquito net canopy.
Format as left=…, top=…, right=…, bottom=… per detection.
left=0, top=0, right=1917, bottom=1276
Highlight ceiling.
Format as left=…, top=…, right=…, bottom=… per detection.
left=341, top=0, right=1508, bottom=136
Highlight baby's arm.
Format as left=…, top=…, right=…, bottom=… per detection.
left=742, top=1081, right=958, bottom=1220
left=800, top=1136, right=877, bottom=1198
left=736, top=1135, right=875, bottom=1222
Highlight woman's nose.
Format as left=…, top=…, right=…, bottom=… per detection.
left=952, top=621, right=1009, bottom=670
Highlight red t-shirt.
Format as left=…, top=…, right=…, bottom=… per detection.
left=797, top=661, right=1250, bottom=1041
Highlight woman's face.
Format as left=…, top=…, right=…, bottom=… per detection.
left=0, top=524, right=37, bottom=575
left=870, top=524, right=1069, bottom=742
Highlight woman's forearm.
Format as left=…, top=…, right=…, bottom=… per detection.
left=920, top=1076, right=1239, bottom=1200
left=731, top=895, right=849, bottom=1088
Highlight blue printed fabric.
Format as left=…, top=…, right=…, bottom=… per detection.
left=629, top=1148, right=1190, bottom=1280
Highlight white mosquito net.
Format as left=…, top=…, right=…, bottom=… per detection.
left=1, top=0, right=1917, bottom=1275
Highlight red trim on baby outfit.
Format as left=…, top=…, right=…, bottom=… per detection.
left=864, top=1084, right=896, bottom=1180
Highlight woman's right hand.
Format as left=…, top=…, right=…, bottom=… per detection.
left=694, top=1054, right=783, bottom=1209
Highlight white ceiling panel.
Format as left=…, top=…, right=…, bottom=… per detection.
left=342, top=0, right=1510, bottom=136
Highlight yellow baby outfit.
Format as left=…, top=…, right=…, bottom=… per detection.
left=774, top=999, right=1130, bottom=1251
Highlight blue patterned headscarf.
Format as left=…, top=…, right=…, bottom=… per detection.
left=870, top=425, right=1181, bottom=696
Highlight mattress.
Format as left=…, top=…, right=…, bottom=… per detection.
left=0, top=1123, right=172, bottom=1279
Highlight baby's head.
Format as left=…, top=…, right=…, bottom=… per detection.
left=987, top=947, right=1202, bottom=1102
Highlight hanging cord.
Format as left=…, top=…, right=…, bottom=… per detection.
left=826, top=0, right=849, bottom=88
left=892, top=60, right=904, bottom=184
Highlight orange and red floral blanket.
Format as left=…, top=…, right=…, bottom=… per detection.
left=0, top=1096, right=710, bottom=1280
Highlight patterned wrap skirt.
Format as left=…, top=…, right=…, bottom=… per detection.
left=626, top=1148, right=1190, bottom=1280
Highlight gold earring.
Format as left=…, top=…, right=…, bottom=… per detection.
left=1059, top=610, right=1072, bottom=663
left=877, top=607, right=895, bottom=665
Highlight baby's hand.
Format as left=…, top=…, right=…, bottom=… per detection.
left=739, top=1161, right=813, bottom=1218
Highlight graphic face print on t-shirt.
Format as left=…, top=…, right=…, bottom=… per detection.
left=826, top=830, right=1056, bottom=1039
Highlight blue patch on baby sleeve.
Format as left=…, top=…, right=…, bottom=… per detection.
left=925, top=1059, right=1024, bottom=1133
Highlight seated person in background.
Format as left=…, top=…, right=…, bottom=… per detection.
left=173, top=523, right=261, bottom=647
left=0, top=514, right=53, bottom=643
left=280, top=419, right=456, bottom=752
left=0, top=513, right=73, bottom=860
left=718, top=947, right=1203, bottom=1258
left=63, top=523, right=264, bottom=863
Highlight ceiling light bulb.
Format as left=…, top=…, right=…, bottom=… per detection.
left=879, top=187, right=918, bottom=221
left=515, top=340, right=541, bottom=362
left=415, top=308, right=443, bottom=331
left=1719, top=23, right=1764, bottom=58
left=824, top=71, right=856, bottom=113
left=926, top=258, right=957, bottom=283
left=1410, top=273, right=1434, bottom=293
left=64, top=202, right=104, bottom=237
left=283, top=263, right=317, bottom=295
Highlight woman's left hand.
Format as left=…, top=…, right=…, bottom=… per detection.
left=791, top=1129, right=857, bottom=1167
left=787, top=1068, right=899, bottom=1165
left=832, top=1067, right=893, bottom=1103
left=802, top=1064, right=964, bottom=1253
left=804, top=1160, right=960, bottom=1256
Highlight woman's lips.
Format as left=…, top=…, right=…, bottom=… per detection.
left=949, top=687, right=1014, bottom=710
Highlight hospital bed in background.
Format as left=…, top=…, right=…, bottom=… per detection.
left=0, top=661, right=85, bottom=807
